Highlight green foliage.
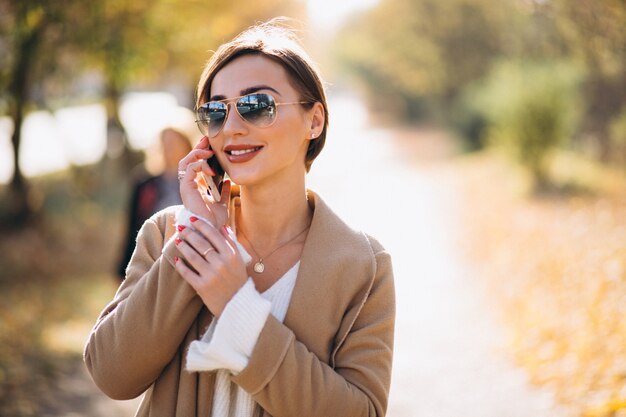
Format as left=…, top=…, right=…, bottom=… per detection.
left=0, top=0, right=304, bottom=226
left=333, top=0, right=516, bottom=122
left=147, top=0, right=305, bottom=93
left=469, top=60, right=583, bottom=187
left=333, top=0, right=626, bottom=166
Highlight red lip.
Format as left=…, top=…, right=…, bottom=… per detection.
left=223, top=144, right=263, bottom=163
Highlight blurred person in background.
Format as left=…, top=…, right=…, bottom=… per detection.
left=116, top=127, right=192, bottom=281
left=86, top=19, right=395, bottom=417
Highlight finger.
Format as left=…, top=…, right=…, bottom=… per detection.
left=176, top=237, right=211, bottom=273
left=219, top=179, right=232, bottom=205
left=199, top=160, right=216, bottom=178
left=183, top=160, right=214, bottom=186
left=200, top=246, right=218, bottom=259
left=180, top=226, right=219, bottom=255
left=191, top=217, right=233, bottom=255
left=195, top=136, right=209, bottom=149
left=181, top=161, right=201, bottom=187
left=219, top=225, right=238, bottom=255
left=179, top=148, right=213, bottom=166
left=178, top=149, right=214, bottom=171
left=174, top=255, right=202, bottom=289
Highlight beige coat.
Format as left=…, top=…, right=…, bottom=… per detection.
left=84, top=191, right=395, bottom=417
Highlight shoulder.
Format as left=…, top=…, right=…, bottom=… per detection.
left=307, top=191, right=388, bottom=260
left=148, top=204, right=181, bottom=229
left=307, top=190, right=394, bottom=304
left=290, top=191, right=394, bottom=364
left=136, top=205, right=181, bottom=248
left=304, top=190, right=392, bottom=298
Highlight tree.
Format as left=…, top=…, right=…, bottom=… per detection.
left=333, top=0, right=516, bottom=122
left=471, top=60, right=582, bottom=189
left=0, top=0, right=304, bottom=226
left=145, top=0, right=306, bottom=99
left=90, top=0, right=305, bottom=167
left=550, top=0, right=626, bottom=161
left=0, top=0, right=89, bottom=224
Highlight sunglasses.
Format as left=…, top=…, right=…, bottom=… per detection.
left=195, top=93, right=311, bottom=138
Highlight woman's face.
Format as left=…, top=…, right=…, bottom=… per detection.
left=207, top=54, right=316, bottom=188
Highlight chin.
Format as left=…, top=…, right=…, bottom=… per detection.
left=225, top=169, right=262, bottom=187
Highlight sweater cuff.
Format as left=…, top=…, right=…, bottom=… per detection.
left=185, top=278, right=271, bottom=374
left=175, top=207, right=252, bottom=265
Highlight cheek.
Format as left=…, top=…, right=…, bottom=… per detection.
left=279, top=126, right=308, bottom=152
left=277, top=112, right=309, bottom=142
left=208, top=138, right=227, bottom=165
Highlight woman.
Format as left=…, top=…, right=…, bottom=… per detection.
left=117, top=127, right=192, bottom=281
left=85, top=20, right=395, bottom=417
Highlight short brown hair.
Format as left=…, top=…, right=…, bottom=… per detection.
left=196, top=19, right=329, bottom=172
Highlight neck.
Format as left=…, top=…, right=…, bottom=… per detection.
left=236, top=176, right=311, bottom=250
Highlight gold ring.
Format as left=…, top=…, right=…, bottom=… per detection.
left=202, top=247, right=214, bottom=256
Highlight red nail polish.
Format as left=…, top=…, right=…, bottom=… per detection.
left=174, top=256, right=179, bottom=263
left=222, top=225, right=234, bottom=238
left=175, top=237, right=182, bottom=245
left=190, top=216, right=198, bottom=222
left=177, top=225, right=186, bottom=232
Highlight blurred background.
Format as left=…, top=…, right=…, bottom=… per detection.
left=1, top=0, right=625, bottom=416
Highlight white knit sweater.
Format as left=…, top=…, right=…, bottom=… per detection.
left=189, top=264, right=298, bottom=417
left=176, top=208, right=299, bottom=417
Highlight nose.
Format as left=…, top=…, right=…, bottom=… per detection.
left=221, top=103, right=248, bottom=137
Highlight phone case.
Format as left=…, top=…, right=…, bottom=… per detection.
left=204, top=154, right=225, bottom=202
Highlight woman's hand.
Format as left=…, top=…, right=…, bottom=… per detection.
left=178, top=136, right=230, bottom=228
left=174, top=218, right=248, bottom=317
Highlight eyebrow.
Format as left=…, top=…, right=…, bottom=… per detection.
left=210, top=85, right=282, bottom=101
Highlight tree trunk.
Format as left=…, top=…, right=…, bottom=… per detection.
left=8, top=102, right=30, bottom=225
left=4, top=18, right=47, bottom=226
left=586, top=74, right=626, bottom=163
left=103, top=78, right=142, bottom=175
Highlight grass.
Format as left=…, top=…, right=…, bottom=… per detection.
left=0, top=165, right=128, bottom=417
left=454, top=149, right=626, bottom=416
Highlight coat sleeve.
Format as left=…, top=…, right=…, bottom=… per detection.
left=83, top=214, right=204, bottom=400
left=232, top=249, right=395, bottom=417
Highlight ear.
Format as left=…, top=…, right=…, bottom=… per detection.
left=307, top=102, right=325, bottom=140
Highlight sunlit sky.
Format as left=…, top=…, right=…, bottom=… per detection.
left=0, top=0, right=380, bottom=184
left=307, top=0, right=379, bottom=31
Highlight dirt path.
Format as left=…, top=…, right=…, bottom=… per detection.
left=308, top=95, right=574, bottom=416
left=50, top=95, right=573, bottom=416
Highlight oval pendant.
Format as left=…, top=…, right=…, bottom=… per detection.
left=253, top=261, right=265, bottom=273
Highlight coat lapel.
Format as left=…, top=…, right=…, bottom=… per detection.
left=283, top=192, right=376, bottom=364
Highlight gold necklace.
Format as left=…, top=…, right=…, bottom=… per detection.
left=238, top=224, right=310, bottom=273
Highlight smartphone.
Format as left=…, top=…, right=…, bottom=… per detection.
left=203, top=154, right=225, bottom=202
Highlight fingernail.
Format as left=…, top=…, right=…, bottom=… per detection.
left=175, top=237, right=182, bottom=245
left=177, top=225, right=186, bottom=232
left=222, top=225, right=234, bottom=238
left=190, top=216, right=198, bottom=223
left=174, top=256, right=179, bottom=263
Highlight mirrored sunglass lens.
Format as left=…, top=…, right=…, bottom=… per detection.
left=195, top=120, right=209, bottom=136
left=237, top=94, right=276, bottom=127
left=198, top=102, right=227, bottom=137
